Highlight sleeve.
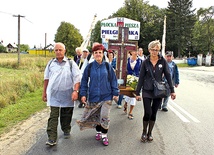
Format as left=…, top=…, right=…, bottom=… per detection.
left=44, top=60, right=52, bottom=80
left=135, top=60, right=146, bottom=96
left=80, top=58, right=89, bottom=74
left=163, top=59, right=175, bottom=93
left=79, top=65, right=89, bottom=97
left=112, top=58, right=116, bottom=69
left=109, top=63, right=119, bottom=96
left=174, top=64, right=180, bottom=85
left=70, top=60, right=81, bottom=87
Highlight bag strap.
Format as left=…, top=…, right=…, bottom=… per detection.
left=48, top=57, right=72, bottom=72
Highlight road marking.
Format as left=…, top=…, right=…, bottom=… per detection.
left=170, top=100, right=200, bottom=123
left=168, top=104, right=190, bottom=122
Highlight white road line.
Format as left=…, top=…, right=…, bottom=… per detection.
left=168, top=104, right=190, bottom=122
left=169, top=100, right=200, bottom=123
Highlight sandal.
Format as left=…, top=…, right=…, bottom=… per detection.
left=123, top=105, right=127, bottom=114
left=128, top=114, right=134, bottom=119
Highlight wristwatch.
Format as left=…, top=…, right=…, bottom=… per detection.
left=73, top=90, right=79, bottom=93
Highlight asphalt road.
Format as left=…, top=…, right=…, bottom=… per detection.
left=25, top=66, right=214, bottom=155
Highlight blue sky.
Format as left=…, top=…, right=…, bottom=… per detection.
left=0, top=0, right=212, bottom=48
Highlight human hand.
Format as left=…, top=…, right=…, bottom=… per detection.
left=81, top=96, right=87, bottom=104
left=72, top=91, right=78, bottom=101
left=171, top=93, right=176, bottom=100
left=113, top=96, right=118, bottom=102
left=136, top=95, right=141, bottom=101
left=42, top=93, right=47, bottom=102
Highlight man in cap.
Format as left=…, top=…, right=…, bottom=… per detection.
left=160, top=51, right=180, bottom=112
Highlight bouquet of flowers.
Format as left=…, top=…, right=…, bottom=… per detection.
left=126, top=75, right=139, bottom=90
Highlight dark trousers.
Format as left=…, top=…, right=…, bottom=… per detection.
left=143, top=98, right=162, bottom=122
left=47, top=106, right=74, bottom=141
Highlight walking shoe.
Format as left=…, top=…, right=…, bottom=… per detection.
left=95, top=133, right=101, bottom=141
left=64, top=132, right=71, bottom=139
left=117, top=105, right=122, bottom=109
left=46, top=140, right=57, bottom=146
left=102, top=137, right=109, bottom=146
left=162, top=108, right=168, bottom=112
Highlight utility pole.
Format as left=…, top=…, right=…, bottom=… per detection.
left=45, top=33, right=47, bottom=57
left=13, top=14, right=25, bottom=65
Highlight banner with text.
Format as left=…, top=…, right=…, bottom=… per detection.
left=101, top=17, right=140, bottom=41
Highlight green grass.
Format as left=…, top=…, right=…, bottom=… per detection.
left=0, top=88, right=47, bottom=135
left=0, top=54, right=49, bottom=136
left=177, top=63, right=189, bottom=67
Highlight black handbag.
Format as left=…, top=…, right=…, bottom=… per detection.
left=148, top=64, right=170, bottom=98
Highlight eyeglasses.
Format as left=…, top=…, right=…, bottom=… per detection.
left=94, top=51, right=103, bottom=54
left=150, top=49, right=159, bottom=52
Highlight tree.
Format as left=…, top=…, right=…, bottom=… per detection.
left=20, top=44, right=30, bottom=52
left=55, top=21, right=83, bottom=56
left=90, top=20, right=102, bottom=45
left=0, top=45, right=6, bottom=53
left=91, top=0, right=165, bottom=55
left=166, top=0, right=196, bottom=57
left=192, top=7, right=214, bottom=55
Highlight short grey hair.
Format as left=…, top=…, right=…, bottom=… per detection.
left=148, top=40, right=161, bottom=50
left=75, top=47, right=82, bottom=52
left=54, top=42, right=65, bottom=50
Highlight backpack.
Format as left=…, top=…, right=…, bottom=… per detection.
left=48, top=58, right=72, bottom=72
left=88, top=62, right=110, bottom=81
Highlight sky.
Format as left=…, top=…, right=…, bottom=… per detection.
left=0, top=0, right=213, bottom=48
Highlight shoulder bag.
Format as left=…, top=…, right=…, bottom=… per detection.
left=148, top=63, right=170, bottom=98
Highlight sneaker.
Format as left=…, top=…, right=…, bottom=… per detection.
left=95, top=133, right=101, bottom=141
left=64, top=132, right=71, bottom=139
left=46, top=140, right=57, bottom=146
left=117, top=105, right=122, bottom=109
left=162, top=108, right=168, bottom=112
left=102, top=137, right=109, bottom=146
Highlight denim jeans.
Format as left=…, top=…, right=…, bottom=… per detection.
left=117, top=94, right=124, bottom=106
left=162, top=96, right=170, bottom=109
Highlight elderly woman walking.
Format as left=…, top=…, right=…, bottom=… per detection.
left=77, top=44, right=119, bottom=146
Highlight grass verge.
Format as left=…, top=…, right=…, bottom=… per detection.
left=0, top=88, right=46, bottom=135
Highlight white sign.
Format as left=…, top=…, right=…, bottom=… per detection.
left=101, top=17, right=140, bottom=40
